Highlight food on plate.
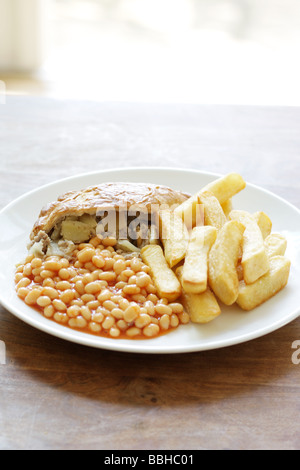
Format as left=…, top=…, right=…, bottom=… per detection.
left=198, top=191, right=227, bottom=231
left=15, top=174, right=291, bottom=340
left=253, top=211, right=273, bottom=240
left=29, top=182, right=189, bottom=258
left=140, top=245, right=182, bottom=302
left=229, top=210, right=270, bottom=284
left=159, top=209, right=189, bottom=268
left=181, top=226, right=217, bottom=294
left=177, top=266, right=221, bottom=323
left=208, top=220, right=245, bottom=305
left=236, top=256, right=291, bottom=311
left=174, top=173, right=246, bottom=229
left=264, top=233, right=287, bottom=258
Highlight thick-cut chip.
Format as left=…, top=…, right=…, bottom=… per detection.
left=229, top=210, right=270, bottom=284
left=198, top=191, right=227, bottom=231
left=264, top=233, right=287, bottom=258
left=159, top=209, right=190, bottom=268
left=208, top=220, right=245, bottom=305
left=182, top=226, right=217, bottom=294
left=253, top=211, right=272, bottom=239
left=141, top=245, right=181, bottom=302
left=176, top=267, right=221, bottom=323
left=221, top=199, right=233, bottom=219
left=174, top=173, right=246, bottom=229
left=237, top=256, right=291, bottom=311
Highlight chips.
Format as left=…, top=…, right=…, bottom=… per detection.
left=229, top=210, right=270, bottom=285
left=174, top=172, right=246, bottom=229
left=208, top=220, right=245, bottom=305
left=177, top=267, right=221, bottom=323
left=140, top=245, right=182, bottom=302
left=182, top=226, right=217, bottom=294
left=159, top=209, right=190, bottom=268
left=148, top=173, right=290, bottom=326
left=237, top=256, right=291, bottom=311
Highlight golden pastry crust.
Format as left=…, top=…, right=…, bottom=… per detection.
left=30, top=182, right=189, bottom=240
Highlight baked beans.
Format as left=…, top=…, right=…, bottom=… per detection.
left=15, top=237, right=190, bottom=339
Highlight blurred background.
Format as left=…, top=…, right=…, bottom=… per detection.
left=0, top=0, right=300, bottom=105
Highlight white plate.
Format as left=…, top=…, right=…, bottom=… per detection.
left=0, top=168, right=300, bottom=354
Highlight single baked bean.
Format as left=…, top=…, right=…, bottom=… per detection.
left=170, top=314, right=179, bottom=328
left=119, top=298, right=130, bottom=311
left=104, top=258, right=115, bottom=270
left=40, top=270, right=55, bottom=279
left=155, top=304, right=172, bottom=316
left=159, top=314, right=170, bottom=330
left=102, top=315, right=115, bottom=330
left=89, top=322, right=102, bottom=333
left=44, top=305, right=55, bottom=318
left=42, top=286, right=59, bottom=300
left=111, top=308, right=124, bottom=319
left=77, top=248, right=95, bottom=264
left=17, top=287, right=30, bottom=299
left=102, top=237, right=117, bottom=247
left=17, top=278, right=31, bottom=289
left=109, top=326, right=121, bottom=337
left=23, top=263, right=33, bottom=276
left=44, top=260, right=61, bottom=271
left=43, top=278, right=55, bottom=288
left=59, top=268, right=70, bottom=280
left=144, top=301, right=155, bottom=316
left=85, top=281, right=102, bottom=295
left=124, top=304, right=140, bottom=323
left=25, top=289, right=41, bottom=305
left=136, top=273, right=151, bottom=288
left=113, top=259, right=126, bottom=275
left=80, top=306, right=92, bottom=321
left=179, top=311, right=190, bottom=324
left=31, top=258, right=43, bottom=269
left=135, top=313, right=151, bottom=328
left=126, top=327, right=141, bottom=337
left=53, top=299, right=67, bottom=312
left=86, top=300, right=100, bottom=311
left=143, top=323, right=160, bottom=337
left=67, top=305, right=81, bottom=318
left=37, top=296, right=52, bottom=308
left=69, top=316, right=88, bottom=328
left=60, top=289, right=76, bottom=304
left=99, top=272, right=116, bottom=282
left=169, top=303, right=184, bottom=314
left=92, top=255, right=105, bottom=269
left=56, top=281, right=71, bottom=291
left=123, top=285, right=140, bottom=295
left=15, top=273, right=24, bottom=283
left=103, top=300, right=117, bottom=311
left=53, top=312, right=68, bottom=323
left=97, top=289, right=112, bottom=302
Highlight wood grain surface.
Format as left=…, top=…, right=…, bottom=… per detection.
left=0, top=97, right=299, bottom=450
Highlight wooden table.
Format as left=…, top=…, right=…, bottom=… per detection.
left=0, top=97, right=299, bottom=450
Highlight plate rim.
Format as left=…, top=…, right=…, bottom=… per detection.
left=0, top=166, right=299, bottom=354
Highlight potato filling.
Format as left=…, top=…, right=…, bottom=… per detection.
left=16, top=236, right=190, bottom=339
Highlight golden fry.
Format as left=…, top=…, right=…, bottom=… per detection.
left=177, top=267, right=221, bottom=323
left=237, top=256, right=291, bottom=311
left=182, top=226, right=217, bottom=294
left=264, top=233, right=287, bottom=258
left=159, top=209, right=190, bottom=268
left=229, top=210, right=270, bottom=284
left=174, top=173, right=246, bottom=229
left=253, top=211, right=272, bottom=239
left=141, top=245, right=181, bottom=302
left=208, top=220, right=245, bottom=305
left=198, top=191, right=227, bottom=231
